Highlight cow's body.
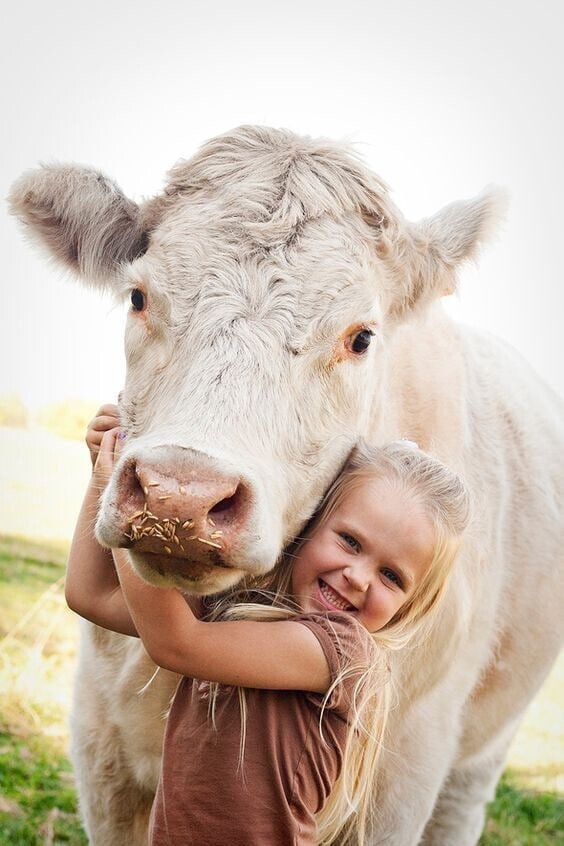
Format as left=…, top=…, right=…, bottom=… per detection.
left=10, top=127, right=564, bottom=845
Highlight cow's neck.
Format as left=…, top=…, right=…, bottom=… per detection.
left=366, top=303, right=467, bottom=467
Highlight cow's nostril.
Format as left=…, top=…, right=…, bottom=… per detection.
left=210, top=495, right=236, bottom=514
left=210, top=479, right=245, bottom=513
left=133, top=469, right=145, bottom=495
left=123, top=464, right=147, bottom=512
left=208, top=484, right=247, bottom=524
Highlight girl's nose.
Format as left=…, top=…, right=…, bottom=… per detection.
left=343, top=566, right=370, bottom=593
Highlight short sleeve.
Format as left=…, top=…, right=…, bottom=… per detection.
left=294, top=611, right=375, bottom=718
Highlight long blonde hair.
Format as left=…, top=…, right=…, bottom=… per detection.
left=203, top=439, right=471, bottom=845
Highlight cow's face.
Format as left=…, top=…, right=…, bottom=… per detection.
left=9, top=126, right=500, bottom=593
left=108, top=211, right=389, bottom=592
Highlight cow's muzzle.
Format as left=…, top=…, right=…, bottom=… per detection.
left=112, top=445, right=252, bottom=570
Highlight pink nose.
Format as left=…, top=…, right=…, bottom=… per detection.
left=115, top=446, right=250, bottom=560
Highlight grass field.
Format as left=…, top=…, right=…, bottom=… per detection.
left=0, top=428, right=562, bottom=844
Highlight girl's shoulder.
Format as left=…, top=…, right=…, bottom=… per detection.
left=308, top=611, right=370, bottom=643
left=294, top=610, right=374, bottom=656
left=292, top=612, right=377, bottom=711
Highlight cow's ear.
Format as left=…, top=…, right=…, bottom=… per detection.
left=8, top=164, right=152, bottom=290
left=383, top=187, right=506, bottom=320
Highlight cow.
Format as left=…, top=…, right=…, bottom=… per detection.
left=9, top=125, right=564, bottom=845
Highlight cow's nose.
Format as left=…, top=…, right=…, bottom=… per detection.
left=131, top=461, right=246, bottom=534
left=112, top=446, right=254, bottom=560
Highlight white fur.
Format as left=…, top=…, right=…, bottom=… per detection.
left=9, top=126, right=564, bottom=845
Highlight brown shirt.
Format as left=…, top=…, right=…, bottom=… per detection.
left=149, top=611, right=374, bottom=846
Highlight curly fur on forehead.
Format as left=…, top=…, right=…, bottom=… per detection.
left=157, top=125, right=398, bottom=249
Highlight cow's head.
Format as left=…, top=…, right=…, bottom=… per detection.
left=9, top=126, right=501, bottom=594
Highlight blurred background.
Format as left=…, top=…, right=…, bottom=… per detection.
left=1, top=0, right=562, bottom=842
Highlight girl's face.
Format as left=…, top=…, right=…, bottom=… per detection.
left=290, top=478, right=436, bottom=633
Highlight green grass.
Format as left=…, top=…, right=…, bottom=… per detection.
left=0, top=732, right=86, bottom=845
left=0, top=533, right=562, bottom=845
left=481, top=771, right=564, bottom=844
left=0, top=536, right=68, bottom=636
left=0, top=535, right=87, bottom=844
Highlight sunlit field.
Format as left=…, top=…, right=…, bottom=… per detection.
left=1, top=427, right=562, bottom=844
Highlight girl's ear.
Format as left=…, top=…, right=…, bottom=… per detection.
left=380, top=187, right=507, bottom=321
left=8, top=164, right=155, bottom=292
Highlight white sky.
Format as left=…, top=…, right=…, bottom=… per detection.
left=2, top=0, right=563, bottom=411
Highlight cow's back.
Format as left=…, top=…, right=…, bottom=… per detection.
left=457, top=323, right=564, bottom=701
left=389, top=320, right=564, bottom=703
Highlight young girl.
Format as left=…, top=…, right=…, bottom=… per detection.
left=66, top=408, right=470, bottom=846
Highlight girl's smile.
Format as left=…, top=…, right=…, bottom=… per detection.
left=291, top=478, right=436, bottom=632
left=316, top=578, right=357, bottom=612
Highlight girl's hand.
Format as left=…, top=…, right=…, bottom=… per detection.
left=92, top=426, right=126, bottom=494
left=86, top=404, right=121, bottom=469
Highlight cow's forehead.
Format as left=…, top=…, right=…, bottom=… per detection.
left=150, top=195, right=379, bottom=290
left=131, top=206, right=383, bottom=347
left=130, top=126, right=397, bottom=333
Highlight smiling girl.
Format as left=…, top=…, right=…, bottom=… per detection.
left=66, top=412, right=470, bottom=845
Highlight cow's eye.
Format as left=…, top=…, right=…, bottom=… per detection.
left=131, top=289, right=146, bottom=312
left=348, top=328, right=374, bottom=354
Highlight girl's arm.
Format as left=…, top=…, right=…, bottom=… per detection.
left=66, top=410, right=137, bottom=635
left=65, top=419, right=214, bottom=636
left=114, top=549, right=331, bottom=693
left=65, top=462, right=139, bottom=637
left=76, top=426, right=331, bottom=692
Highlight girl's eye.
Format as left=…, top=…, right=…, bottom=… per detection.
left=382, top=568, right=403, bottom=589
left=131, top=288, right=146, bottom=312
left=340, top=533, right=360, bottom=552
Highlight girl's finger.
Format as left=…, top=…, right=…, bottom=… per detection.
left=87, top=428, right=107, bottom=444
left=114, top=430, right=127, bottom=459
left=99, top=427, right=120, bottom=453
left=93, top=428, right=122, bottom=484
left=90, top=415, right=121, bottom=432
left=95, top=428, right=119, bottom=467
left=96, top=403, right=119, bottom=417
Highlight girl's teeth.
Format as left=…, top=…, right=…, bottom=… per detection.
left=319, top=580, right=352, bottom=610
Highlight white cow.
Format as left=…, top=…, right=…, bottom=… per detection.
left=10, top=126, right=564, bottom=846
